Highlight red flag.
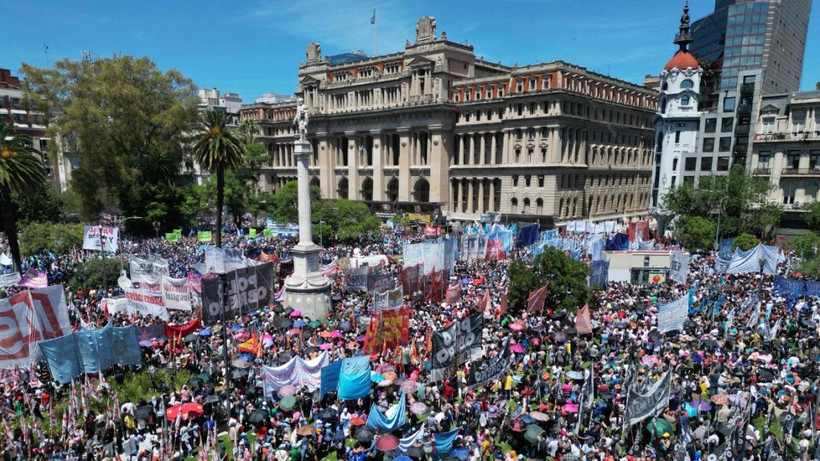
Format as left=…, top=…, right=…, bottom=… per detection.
left=500, top=289, right=508, bottom=316
left=482, top=289, right=492, bottom=313
left=575, top=303, right=592, bottom=335
left=526, top=283, right=548, bottom=314
left=446, top=283, right=461, bottom=306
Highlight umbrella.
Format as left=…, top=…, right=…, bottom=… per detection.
left=139, top=340, right=153, bottom=348
left=371, top=372, right=386, bottom=383
left=290, top=310, right=302, bottom=317
left=319, top=331, right=333, bottom=338
left=410, top=402, right=428, bottom=415
left=509, top=419, right=527, bottom=432
left=401, top=381, right=419, bottom=394
left=198, top=327, right=211, bottom=336
left=394, top=456, right=413, bottom=461
left=377, top=363, right=396, bottom=372
left=203, top=395, right=221, bottom=405
left=641, top=355, right=659, bottom=366
left=279, top=396, right=296, bottom=411
left=278, top=318, right=293, bottom=329
left=562, top=403, right=578, bottom=413
left=230, top=369, right=248, bottom=380
left=646, top=418, right=674, bottom=437
left=524, top=424, right=545, bottom=444
left=308, top=320, right=321, bottom=328
left=197, top=372, right=211, bottom=382
left=520, top=414, right=536, bottom=424
left=450, top=447, right=470, bottom=460
left=166, top=403, right=204, bottom=420
left=552, top=332, right=567, bottom=343
left=330, top=330, right=342, bottom=338
left=350, top=417, right=366, bottom=426
left=339, top=320, right=352, bottom=332
left=317, top=409, right=336, bottom=421
left=355, top=427, right=375, bottom=442
left=565, top=327, right=577, bottom=336
left=248, top=409, right=269, bottom=424
left=377, top=379, right=394, bottom=388
left=287, top=328, right=302, bottom=336
left=689, top=400, right=712, bottom=411
left=383, top=371, right=398, bottom=381
left=186, top=377, right=203, bottom=389
left=228, top=325, right=243, bottom=331
left=566, top=371, right=584, bottom=380
left=528, top=411, right=549, bottom=422
left=406, top=446, right=425, bottom=459
left=232, top=359, right=250, bottom=369
left=278, top=385, right=297, bottom=397
left=293, top=320, right=307, bottom=328
left=509, top=344, right=525, bottom=354
left=711, top=394, right=729, bottom=406
left=375, top=434, right=400, bottom=451
left=509, top=322, right=525, bottom=331
left=183, top=333, right=199, bottom=343
left=320, top=344, right=332, bottom=350
left=135, top=405, right=154, bottom=420
left=296, top=425, right=315, bottom=436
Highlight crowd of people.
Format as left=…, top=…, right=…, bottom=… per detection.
left=0, top=226, right=818, bottom=461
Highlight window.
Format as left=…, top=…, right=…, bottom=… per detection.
left=525, top=175, right=531, bottom=187
left=705, top=119, right=717, bottom=133
left=792, top=111, right=806, bottom=133
left=743, top=75, right=757, bottom=84
left=681, top=95, right=690, bottom=106
left=536, top=198, right=543, bottom=214
left=512, top=175, right=519, bottom=187
left=672, top=159, right=678, bottom=171
left=660, top=98, right=667, bottom=114
left=515, top=129, right=522, bottom=140
left=703, top=138, right=715, bottom=152
left=685, top=158, right=697, bottom=171
left=811, top=151, right=820, bottom=171
left=761, top=116, right=775, bottom=134
left=523, top=198, right=530, bottom=214
left=786, top=151, right=801, bottom=169
left=701, top=157, right=713, bottom=171
left=783, top=186, right=794, bottom=205
left=758, top=151, right=771, bottom=168
left=721, top=117, right=734, bottom=132
left=675, top=131, right=681, bottom=144
left=510, top=198, right=518, bottom=213
left=717, top=157, right=730, bottom=171
left=680, top=79, right=694, bottom=89
left=719, top=137, right=732, bottom=152
left=723, top=97, right=736, bottom=112
left=541, top=148, right=547, bottom=162
left=527, top=128, right=535, bottom=140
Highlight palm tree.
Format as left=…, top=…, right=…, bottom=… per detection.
left=192, top=110, right=245, bottom=248
left=0, top=123, right=46, bottom=274
left=238, top=118, right=261, bottom=145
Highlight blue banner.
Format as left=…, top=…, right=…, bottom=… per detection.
left=515, top=224, right=539, bottom=248
left=338, top=356, right=371, bottom=401
left=38, top=334, right=82, bottom=384
left=39, top=325, right=142, bottom=384
left=434, top=429, right=460, bottom=454
left=319, top=360, right=343, bottom=398
left=589, top=260, right=609, bottom=287
left=718, top=238, right=733, bottom=260
left=366, top=393, right=407, bottom=432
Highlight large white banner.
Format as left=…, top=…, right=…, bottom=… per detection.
left=82, top=226, right=119, bottom=253
left=670, top=252, right=689, bottom=284
left=0, top=272, right=21, bottom=288
left=0, top=285, right=72, bottom=369
left=161, top=276, right=192, bottom=311
left=658, top=296, right=688, bottom=333
left=123, top=289, right=169, bottom=321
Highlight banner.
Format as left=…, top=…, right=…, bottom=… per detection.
left=0, top=272, right=21, bottom=288
left=165, top=317, right=201, bottom=339
left=338, top=356, right=371, bottom=400
left=627, top=221, right=649, bottom=243
left=575, top=304, right=592, bottom=335
left=516, top=223, right=539, bottom=248
left=319, top=360, right=343, bottom=398
left=465, top=338, right=511, bottom=389
left=345, top=266, right=369, bottom=293
left=161, top=276, right=192, bottom=311
left=589, top=260, right=609, bottom=287
left=0, top=286, right=72, bottom=369
left=657, top=296, right=688, bottom=333
left=261, top=351, right=329, bottom=397
left=124, top=289, right=169, bottom=321
left=197, top=231, right=212, bottom=242
left=625, top=371, right=671, bottom=426
left=19, top=268, right=47, bottom=288
left=201, top=262, right=274, bottom=322
left=152, top=258, right=170, bottom=277
left=249, top=228, right=257, bottom=238
left=431, top=313, right=484, bottom=382
left=373, top=287, right=403, bottom=312
left=39, top=325, right=142, bottom=384
left=135, top=323, right=167, bottom=341
left=363, top=307, right=410, bottom=355
left=670, top=252, right=689, bottom=284
left=82, top=226, right=119, bottom=252
left=165, top=232, right=179, bottom=242
left=445, top=283, right=461, bottom=306
left=367, top=268, right=392, bottom=293
left=400, top=263, right=423, bottom=299
left=403, top=238, right=457, bottom=276
left=129, top=256, right=153, bottom=280
left=526, top=283, right=548, bottom=313
left=366, top=393, right=407, bottom=432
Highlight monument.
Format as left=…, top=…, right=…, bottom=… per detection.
left=283, top=97, right=332, bottom=319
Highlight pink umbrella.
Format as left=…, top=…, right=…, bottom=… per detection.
left=287, top=328, right=301, bottom=335
left=509, top=322, right=524, bottom=331
left=278, top=385, right=297, bottom=397
left=290, top=311, right=302, bottom=317
left=509, top=344, right=525, bottom=354
left=562, top=403, right=578, bottom=413
left=642, top=355, right=658, bottom=366
left=330, top=330, right=342, bottom=338
left=234, top=332, right=250, bottom=342
left=263, top=334, right=274, bottom=347
left=320, top=344, right=332, bottom=350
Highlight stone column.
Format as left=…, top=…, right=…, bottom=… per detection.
left=458, top=135, right=464, bottom=165
left=346, top=132, right=359, bottom=200
left=478, top=179, right=485, bottom=214
left=371, top=130, right=384, bottom=201
left=489, top=179, right=496, bottom=212
left=398, top=128, right=411, bottom=201
left=467, top=179, right=474, bottom=213
left=549, top=128, right=560, bottom=163
left=479, top=133, right=486, bottom=165
left=429, top=127, right=450, bottom=205
left=491, top=133, right=497, bottom=164
left=317, top=133, right=332, bottom=199
left=468, top=134, right=475, bottom=165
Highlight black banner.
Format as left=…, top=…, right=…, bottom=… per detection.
left=430, top=313, right=484, bottom=381
left=367, top=268, right=393, bottom=293
left=625, top=370, right=671, bottom=426
left=201, top=262, right=274, bottom=323
left=345, top=266, right=368, bottom=293
left=465, top=338, right=511, bottom=389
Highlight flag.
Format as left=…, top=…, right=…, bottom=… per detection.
left=197, top=231, right=212, bottom=242
left=446, top=283, right=461, bottom=306
left=575, top=304, right=592, bottom=335
left=500, top=289, right=508, bottom=316
left=526, top=283, right=548, bottom=313
left=371, top=8, right=376, bottom=24
left=249, top=228, right=257, bottom=238
left=263, top=228, right=273, bottom=238
left=482, top=289, right=492, bottom=313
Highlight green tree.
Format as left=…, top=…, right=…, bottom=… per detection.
left=21, top=56, right=198, bottom=225
left=178, top=184, right=211, bottom=229
left=733, top=233, right=759, bottom=251
left=237, top=119, right=261, bottom=145
left=674, top=216, right=716, bottom=251
left=317, top=199, right=383, bottom=242
left=68, top=257, right=122, bottom=293
left=19, top=222, right=84, bottom=256
left=0, top=123, right=47, bottom=273
left=804, top=202, right=820, bottom=230
left=192, top=110, right=245, bottom=248
left=663, top=165, right=780, bottom=239
left=219, top=142, right=268, bottom=227
left=508, top=247, right=590, bottom=315
left=10, top=180, right=66, bottom=225
left=271, top=181, right=322, bottom=224
left=790, top=231, right=820, bottom=278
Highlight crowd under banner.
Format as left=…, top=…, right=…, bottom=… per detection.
left=201, top=262, right=274, bottom=322
left=625, top=370, right=671, bottom=427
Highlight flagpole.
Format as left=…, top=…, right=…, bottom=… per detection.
left=371, top=8, right=377, bottom=56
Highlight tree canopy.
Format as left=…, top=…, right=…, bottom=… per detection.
left=664, top=165, right=780, bottom=241
left=508, top=247, right=590, bottom=315
left=22, top=56, right=198, bottom=227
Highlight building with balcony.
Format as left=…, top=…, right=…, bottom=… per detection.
left=750, top=90, right=820, bottom=233
left=241, top=16, right=658, bottom=227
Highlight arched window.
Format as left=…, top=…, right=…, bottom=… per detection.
left=536, top=198, right=544, bottom=214
left=660, top=97, right=667, bottom=114
left=510, top=197, right=518, bottom=214
left=558, top=198, right=564, bottom=217
left=523, top=198, right=530, bottom=214
left=661, top=82, right=668, bottom=91
left=680, top=79, right=694, bottom=89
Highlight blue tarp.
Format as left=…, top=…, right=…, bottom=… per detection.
left=434, top=429, right=459, bottom=454
left=338, top=356, right=371, bottom=401
left=39, top=325, right=141, bottom=384
left=605, top=233, right=629, bottom=251
left=515, top=224, right=539, bottom=248
left=366, top=393, right=407, bottom=432
left=319, top=360, right=343, bottom=398
left=590, top=260, right=609, bottom=287
left=774, top=277, right=820, bottom=298
left=726, top=244, right=781, bottom=275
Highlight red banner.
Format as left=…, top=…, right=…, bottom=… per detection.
left=526, top=283, right=548, bottom=314
left=628, top=221, right=650, bottom=243
left=500, top=289, right=508, bottom=315
left=363, top=307, right=410, bottom=355
left=575, top=304, right=592, bottom=335
left=446, top=283, right=461, bottom=306
left=165, top=317, right=201, bottom=339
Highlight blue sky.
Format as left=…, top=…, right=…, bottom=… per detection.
left=3, top=0, right=818, bottom=102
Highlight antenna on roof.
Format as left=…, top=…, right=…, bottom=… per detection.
left=44, top=44, right=50, bottom=67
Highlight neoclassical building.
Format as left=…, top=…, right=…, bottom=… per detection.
left=240, top=17, right=658, bottom=226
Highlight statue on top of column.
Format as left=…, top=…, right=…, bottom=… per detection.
left=293, top=97, right=309, bottom=141
left=306, top=42, right=321, bottom=63
left=415, top=16, right=436, bottom=43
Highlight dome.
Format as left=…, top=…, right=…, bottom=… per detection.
left=664, top=50, right=699, bottom=71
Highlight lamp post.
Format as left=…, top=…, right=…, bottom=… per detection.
left=759, top=257, right=766, bottom=275
left=713, top=198, right=726, bottom=252
left=153, top=221, right=161, bottom=240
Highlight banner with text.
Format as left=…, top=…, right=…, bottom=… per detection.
left=82, top=226, right=119, bottom=252
left=201, top=262, right=274, bottom=322
left=124, top=289, right=170, bottom=321
left=0, top=285, right=72, bottom=369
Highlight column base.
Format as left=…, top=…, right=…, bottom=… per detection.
left=284, top=273, right=332, bottom=320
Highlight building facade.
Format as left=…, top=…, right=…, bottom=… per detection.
left=241, top=16, right=657, bottom=226
left=750, top=90, right=820, bottom=233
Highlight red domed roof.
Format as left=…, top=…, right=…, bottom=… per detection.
left=664, top=50, right=699, bottom=71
